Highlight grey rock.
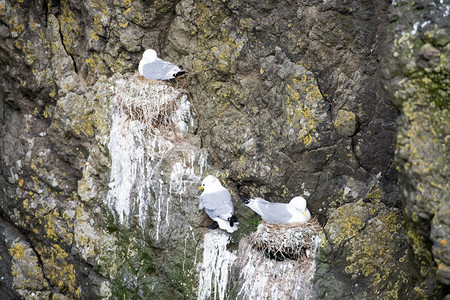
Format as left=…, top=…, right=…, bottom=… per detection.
left=334, top=109, right=357, bottom=137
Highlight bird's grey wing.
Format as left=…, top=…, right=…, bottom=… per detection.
left=254, top=202, right=293, bottom=224
left=201, top=190, right=233, bottom=218
left=141, top=60, right=174, bottom=80
left=201, top=189, right=232, bottom=210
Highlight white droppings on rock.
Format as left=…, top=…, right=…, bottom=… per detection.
left=198, top=231, right=236, bottom=300
left=344, top=186, right=351, bottom=195
left=106, top=76, right=206, bottom=242
left=443, top=4, right=450, bottom=17
left=235, top=221, right=322, bottom=300
left=411, top=22, right=420, bottom=35
left=172, top=94, right=193, bottom=134
left=421, top=20, right=431, bottom=28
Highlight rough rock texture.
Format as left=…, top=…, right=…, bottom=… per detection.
left=0, top=0, right=447, bottom=299
left=382, top=0, right=450, bottom=296
left=316, top=197, right=440, bottom=299
left=169, top=0, right=399, bottom=215
left=0, top=1, right=207, bottom=298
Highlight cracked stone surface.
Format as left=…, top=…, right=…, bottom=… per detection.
left=0, top=0, right=447, bottom=299
left=382, top=0, right=450, bottom=296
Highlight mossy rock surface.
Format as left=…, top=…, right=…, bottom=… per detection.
left=382, top=0, right=450, bottom=295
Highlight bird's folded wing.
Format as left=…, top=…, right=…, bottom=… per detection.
left=142, top=60, right=173, bottom=79
left=252, top=202, right=293, bottom=224
left=201, top=189, right=233, bottom=212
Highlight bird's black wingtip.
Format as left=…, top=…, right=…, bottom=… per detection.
left=228, top=215, right=239, bottom=227
left=173, top=70, right=186, bottom=78
left=239, top=195, right=250, bottom=204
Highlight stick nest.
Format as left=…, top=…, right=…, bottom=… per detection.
left=250, top=217, right=322, bottom=261
left=115, top=75, right=189, bottom=134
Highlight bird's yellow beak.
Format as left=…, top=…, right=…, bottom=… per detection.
left=198, top=186, right=204, bottom=192
left=302, top=211, right=308, bottom=217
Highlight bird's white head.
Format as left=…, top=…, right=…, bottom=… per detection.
left=142, top=49, right=158, bottom=61
left=289, top=196, right=307, bottom=211
left=199, top=175, right=222, bottom=192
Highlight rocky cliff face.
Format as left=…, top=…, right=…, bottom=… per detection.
left=382, top=0, right=450, bottom=294
left=0, top=0, right=447, bottom=299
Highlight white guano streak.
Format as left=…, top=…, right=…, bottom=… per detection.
left=198, top=231, right=236, bottom=300
left=106, top=79, right=202, bottom=241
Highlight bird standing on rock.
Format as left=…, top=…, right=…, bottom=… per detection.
left=198, top=175, right=239, bottom=233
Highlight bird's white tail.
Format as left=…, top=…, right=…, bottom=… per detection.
left=215, top=218, right=239, bottom=233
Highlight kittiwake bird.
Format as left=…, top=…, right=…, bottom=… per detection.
left=198, top=175, right=239, bottom=233
left=240, top=196, right=311, bottom=224
left=138, top=49, right=185, bottom=80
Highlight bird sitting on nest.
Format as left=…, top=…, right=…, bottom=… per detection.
left=138, top=49, right=186, bottom=80
left=240, top=196, right=311, bottom=224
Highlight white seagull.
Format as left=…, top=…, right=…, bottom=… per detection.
left=241, top=196, right=311, bottom=224
left=138, top=49, right=185, bottom=80
left=198, top=175, right=239, bottom=233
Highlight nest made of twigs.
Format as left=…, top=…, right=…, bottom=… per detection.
left=250, top=217, right=322, bottom=261
left=115, top=75, right=189, bottom=133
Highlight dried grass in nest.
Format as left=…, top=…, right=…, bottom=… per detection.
left=250, top=217, right=322, bottom=262
left=115, top=75, right=188, bottom=134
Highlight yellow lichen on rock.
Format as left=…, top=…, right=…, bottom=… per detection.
left=334, top=109, right=357, bottom=137
left=35, top=243, right=79, bottom=297
left=9, top=239, right=49, bottom=293
left=283, top=74, right=327, bottom=146
left=325, top=199, right=383, bottom=246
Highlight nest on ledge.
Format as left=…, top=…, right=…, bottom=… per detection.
left=115, top=74, right=188, bottom=133
left=250, top=217, right=322, bottom=261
